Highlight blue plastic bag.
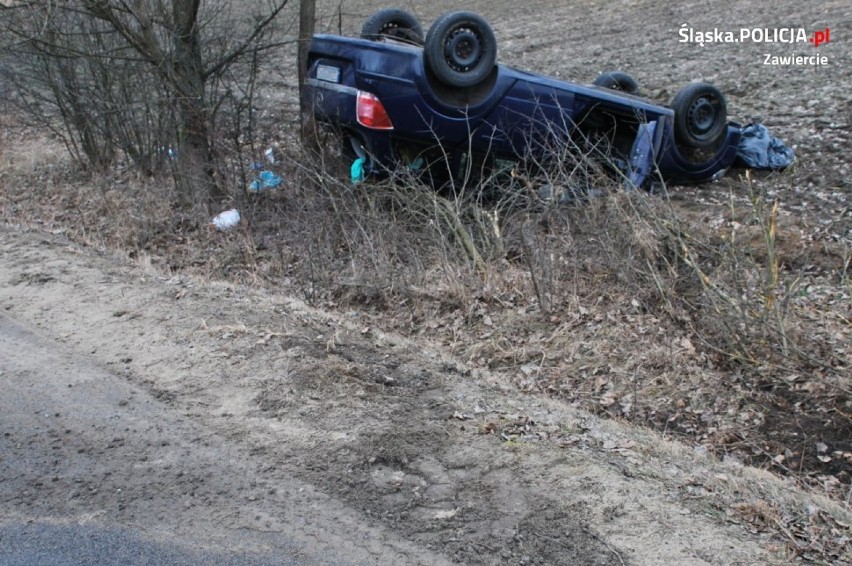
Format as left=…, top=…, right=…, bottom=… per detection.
left=249, top=170, right=283, bottom=192
left=735, top=123, right=795, bottom=170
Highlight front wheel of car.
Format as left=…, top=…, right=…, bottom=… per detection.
left=671, top=83, right=728, bottom=151
left=593, top=71, right=639, bottom=94
left=424, top=11, right=497, bottom=88
left=361, top=9, right=424, bottom=45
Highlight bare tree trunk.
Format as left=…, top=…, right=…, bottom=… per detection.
left=298, top=0, right=317, bottom=149
left=171, top=0, right=218, bottom=207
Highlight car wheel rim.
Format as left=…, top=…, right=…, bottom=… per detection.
left=687, top=96, right=719, bottom=140
left=444, top=27, right=482, bottom=71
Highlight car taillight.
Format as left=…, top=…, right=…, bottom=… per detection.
left=356, top=91, right=394, bottom=130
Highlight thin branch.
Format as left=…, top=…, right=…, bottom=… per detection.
left=203, top=0, right=289, bottom=80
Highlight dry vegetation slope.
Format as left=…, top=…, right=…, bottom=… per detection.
left=0, top=0, right=850, bottom=563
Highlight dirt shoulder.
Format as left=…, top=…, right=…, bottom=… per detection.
left=3, top=225, right=846, bottom=565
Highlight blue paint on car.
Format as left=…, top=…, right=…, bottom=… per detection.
left=302, top=12, right=742, bottom=191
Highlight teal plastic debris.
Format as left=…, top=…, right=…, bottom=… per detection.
left=351, top=157, right=366, bottom=184
left=408, top=156, right=425, bottom=172
left=249, top=170, right=282, bottom=192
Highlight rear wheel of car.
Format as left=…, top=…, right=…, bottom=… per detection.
left=361, top=9, right=424, bottom=45
left=424, top=11, right=497, bottom=88
left=671, top=83, right=728, bottom=151
left=593, top=71, right=639, bottom=94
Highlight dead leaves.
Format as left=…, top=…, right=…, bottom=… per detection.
left=730, top=500, right=851, bottom=562
left=200, top=319, right=283, bottom=346
left=463, top=413, right=547, bottom=443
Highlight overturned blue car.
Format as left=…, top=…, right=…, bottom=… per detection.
left=302, top=9, right=743, bottom=191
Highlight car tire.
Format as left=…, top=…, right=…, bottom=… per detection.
left=671, top=83, right=728, bottom=151
left=593, top=71, right=639, bottom=94
left=424, top=11, right=497, bottom=88
left=361, top=9, right=424, bottom=45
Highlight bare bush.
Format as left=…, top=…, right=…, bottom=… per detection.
left=0, top=0, right=297, bottom=207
